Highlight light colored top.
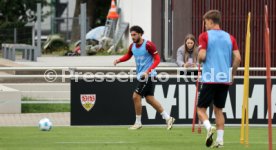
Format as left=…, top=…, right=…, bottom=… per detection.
left=132, top=40, right=157, bottom=79
left=176, top=45, right=194, bottom=67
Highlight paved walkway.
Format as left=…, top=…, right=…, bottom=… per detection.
left=0, top=112, right=70, bottom=126
left=14, top=56, right=177, bottom=67
left=0, top=58, right=25, bottom=67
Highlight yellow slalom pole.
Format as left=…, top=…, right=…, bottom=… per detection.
left=240, top=12, right=251, bottom=145
left=245, top=12, right=251, bottom=146
left=240, top=94, right=245, bottom=143
left=240, top=98, right=245, bottom=144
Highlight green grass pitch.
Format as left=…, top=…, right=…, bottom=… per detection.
left=0, top=126, right=275, bottom=150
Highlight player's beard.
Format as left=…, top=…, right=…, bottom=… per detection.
left=133, top=37, right=141, bottom=43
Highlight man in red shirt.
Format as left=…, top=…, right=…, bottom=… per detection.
left=197, top=10, right=241, bottom=148
left=114, top=26, right=175, bottom=130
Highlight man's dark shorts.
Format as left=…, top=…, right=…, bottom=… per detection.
left=135, top=77, right=156, bottom=97
left=197, top=84, right=230, bottom=108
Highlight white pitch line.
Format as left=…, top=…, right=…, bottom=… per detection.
left=56, top=141, right=276, bottom=145
left=225, top=141, right=276, bottom=145
left=56, top=141, right=136, bottom=144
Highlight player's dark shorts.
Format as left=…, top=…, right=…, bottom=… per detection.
left=135, top=77, right=156, bottom=97
left=197, top=84, right=230, bottom=108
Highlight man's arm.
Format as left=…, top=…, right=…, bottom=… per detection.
left=198, top=32, right=208, bottom=64
left=198, top=49, right=206, bottom=64
left=146, top=42, right=160, bottom=74
left=147, top=52, right=160, bottom=74
left=113, top=45, right=133, bottom=66
left=230, top=35, right=241, bottom=82
left=232, top=50, right=241, bottom=80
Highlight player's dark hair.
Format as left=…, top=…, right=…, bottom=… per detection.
left=203, top=10, right=221, bottom=25
left=130, top=26, right=144, bottom=35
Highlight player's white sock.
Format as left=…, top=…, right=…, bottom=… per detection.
left=203, top=120, right=211, bottom=131
left=216, top=130, right=224, bottom=142
left=135, top=115, right=142, bottom=125
left=161, top=111, right=170, bottom=120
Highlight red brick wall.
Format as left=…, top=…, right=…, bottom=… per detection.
left=192, top=0, right=276, bottom=75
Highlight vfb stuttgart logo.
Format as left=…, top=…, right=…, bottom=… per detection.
left=80, top=94, right=96, bottom=111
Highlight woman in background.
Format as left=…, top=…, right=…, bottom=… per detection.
left=176, top=34, right=198, bottom=68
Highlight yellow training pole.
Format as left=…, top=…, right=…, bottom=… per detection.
left=240, top=12, right=251, bottom=145
left=245, top=12, right=251, bottom=146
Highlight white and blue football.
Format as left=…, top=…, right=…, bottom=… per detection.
left=38, top=118, right=52, bottom=131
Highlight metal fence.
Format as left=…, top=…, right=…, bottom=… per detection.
left=51, top=17, right=90, bottom=43
left=0, top=66, right=275, bottom=78
left=192, top=0, right=276, bottom=75
left=0, top=27, right=33, bottom=45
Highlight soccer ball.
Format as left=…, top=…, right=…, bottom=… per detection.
left=38, top=118, right=52, bottom=131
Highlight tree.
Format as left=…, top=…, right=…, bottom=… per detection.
left=0, top=0, right=49, bottom=28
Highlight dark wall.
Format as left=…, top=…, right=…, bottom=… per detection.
left=151, top=0, right=193, bottom=61
left=152, top=0, right=276, bottom=69
left=192, top=0, right=276, bottom=75
left=151, top=0, right=164, bottom=61
left=172, top=0, right=193, bottom=60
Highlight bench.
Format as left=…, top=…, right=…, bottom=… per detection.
left=1, top=43, right=37, bottom=61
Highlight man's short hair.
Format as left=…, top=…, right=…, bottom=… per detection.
left=203, top=10, right=221, bottom=25
left=130, top=26, right=144, bottom=35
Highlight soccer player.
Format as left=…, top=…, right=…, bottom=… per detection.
left=197, top=10, right=241, bottom=148
left=113, top=25, right=175, bottom=130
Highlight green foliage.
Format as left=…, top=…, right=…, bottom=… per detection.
left=22, top=103, right=70, bottom=113
left=21, top=97, right=70, bottom=113
left=0, top=0, right=50, bottom=28
left=0, top=21, right=25, bottom=28
left=92, top=0, right=112, bottom=28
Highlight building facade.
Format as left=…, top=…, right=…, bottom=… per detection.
left=118, top=0, right=276, bottom=72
